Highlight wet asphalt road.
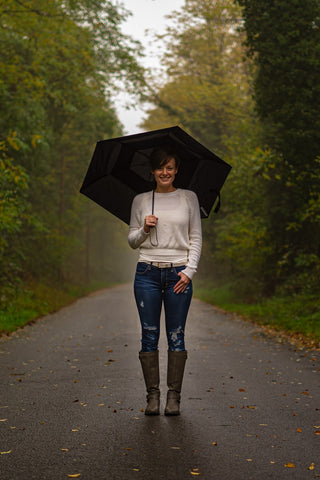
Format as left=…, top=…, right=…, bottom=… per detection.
left=0, top=284, right=319, bottom=480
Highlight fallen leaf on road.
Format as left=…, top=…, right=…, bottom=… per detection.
left=246, top=459, right=253, bottom=462
left=212, top=442, right=217, bottom=446
left=296, top=428, right=302, bottom=432
left=239, top=388, right=246, bottom=392
left=284, top=463, right=296, bottom=468
left=308, top=463, right=315, bottom=471
left=314, top=431, right=320, bottom=435
left=71, top=429, right=79, bottom=432
left=67, top=475, right=81, bottom=478
left=171, top=446, right=180, bottom=450
left=0, top=419, right=7, bottom=422
left=190, top=469, right=200, bottom=476
left=314, top=426, right=320, bottom=428
left=229, top=405, right=234, bottom=408
left=247, top=406, right=256, bottom=409
left=300, top=391, right=309, bottom=395
left=0, top=450, right=12, bottom=455
left=132, top=468, right=140, bottom=472
left=61, top=448, right=69, bottom=452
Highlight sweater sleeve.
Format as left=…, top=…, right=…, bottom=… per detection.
left=182, top=191, right=202, bottom=280
left=128, top=194, right=149, bottom=249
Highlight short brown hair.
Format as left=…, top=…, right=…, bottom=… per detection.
left=150, top=146, right=181, bottom=171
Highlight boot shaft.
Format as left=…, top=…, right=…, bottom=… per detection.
left=139, top=350, right=160, bottom=393
left=167, top=350, right=187, bottom=393
left=139, top=350, right=160, bottom=415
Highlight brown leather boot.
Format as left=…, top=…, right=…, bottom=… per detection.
left=165, top=350, right=187, bottom=416
left=139, top=351, right=160, bottom=415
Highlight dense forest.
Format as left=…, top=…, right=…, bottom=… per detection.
left=0, top=0, right=144, bottom=312
left=1, top=0, right=319, bottom=337
left=143, top=0, right=320, bottom=300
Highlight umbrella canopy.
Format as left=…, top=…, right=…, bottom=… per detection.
left=80, top=126, right=232, bottom=224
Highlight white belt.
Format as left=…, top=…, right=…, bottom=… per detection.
left=143, top=261, right=186, bottom=268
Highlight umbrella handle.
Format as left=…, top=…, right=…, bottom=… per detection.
left=150, top=190, right=158, bottom=246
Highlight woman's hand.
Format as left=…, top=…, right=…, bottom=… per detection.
left=144, top=215, right=158, bottom=233
left=173, top=271, right=190, bottom=294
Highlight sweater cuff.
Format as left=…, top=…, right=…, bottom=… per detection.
left=182, top=266, right=195, bottom=280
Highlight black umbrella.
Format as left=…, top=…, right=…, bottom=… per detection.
left=80, top=126, right=232, bottom=224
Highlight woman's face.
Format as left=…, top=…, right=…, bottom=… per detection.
left=152, top=157, right=178, bottom=190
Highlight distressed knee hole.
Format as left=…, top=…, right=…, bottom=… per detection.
left=169, top=326, right=184, bottom=348
left=143, top=322, right=158, bottom=332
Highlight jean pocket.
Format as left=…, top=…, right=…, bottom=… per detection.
left=173, top=265, right=186, bottom=276
left=135, top=262, right=150, bottom=275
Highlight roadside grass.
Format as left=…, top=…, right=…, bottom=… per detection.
left=194, top=284, right=320, bottom=344
left=0, top=281, right=113, bottom=335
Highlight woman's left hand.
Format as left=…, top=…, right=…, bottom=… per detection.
left=173, top=272, right=191, bottom=294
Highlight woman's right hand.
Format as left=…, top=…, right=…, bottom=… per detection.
left=144, top=215, right=158, bottom=233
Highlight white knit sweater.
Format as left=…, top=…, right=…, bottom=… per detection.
left=128, top=189, right=202, bottom=279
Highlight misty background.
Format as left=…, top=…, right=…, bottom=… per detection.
left=1, top=0, right=319, bottom=338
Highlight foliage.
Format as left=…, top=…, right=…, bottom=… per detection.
left=238, top=0, right=320, bottom=291
left=142, top=0, right=320, bottom=302
left=0, top=279, right=114, bottom=334
left=0, top=0, right=145, bottom=305
left=194, top=284, right=320, bottom=344
left=145, top=0, right=256, bottom=157
left=142, top=0, right=264, bottom=294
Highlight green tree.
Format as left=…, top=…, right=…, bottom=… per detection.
left=238, top=0, right=320, bottom=292
left=142, top=0, right=265, bottom=293
left=145, top=0, right=255, bottom=157
left=0, top=0, right=145, bottom=300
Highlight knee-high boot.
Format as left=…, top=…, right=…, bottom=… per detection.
left=139, top=351, right=160, bottom=415
left=165, top=350, right=187, bottom=416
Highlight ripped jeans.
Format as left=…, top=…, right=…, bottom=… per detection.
left=134, top=262, right=193, bottom=352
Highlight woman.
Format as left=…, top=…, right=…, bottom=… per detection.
left=128, top=147, right=202, bottom=415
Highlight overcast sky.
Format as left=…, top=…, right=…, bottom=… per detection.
left=113, top=0, right=185, bottom=134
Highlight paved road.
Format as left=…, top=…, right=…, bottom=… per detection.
left=0, top=284, right=319, bottom=480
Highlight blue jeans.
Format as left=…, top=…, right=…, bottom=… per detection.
left=134, top=262, right=193, bottom=352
